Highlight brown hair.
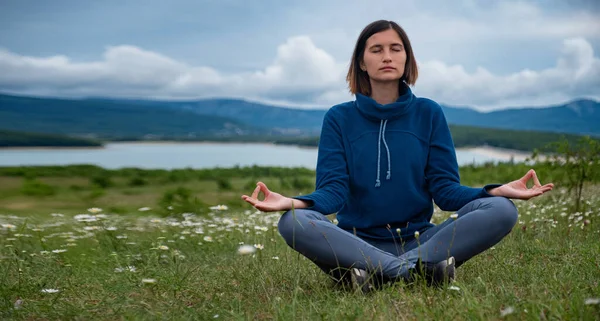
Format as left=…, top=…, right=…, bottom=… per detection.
left=346, top=20, right=418, bottom=96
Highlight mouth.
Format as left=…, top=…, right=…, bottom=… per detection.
left=380, top=67, right=396, bottom=71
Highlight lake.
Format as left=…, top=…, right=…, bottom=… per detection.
left=0, top=142, right=531, bottom=169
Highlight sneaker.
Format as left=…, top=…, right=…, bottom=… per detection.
left=410, top=256, right=456, bottom=286
left=350, top=268, right=375, bottom=294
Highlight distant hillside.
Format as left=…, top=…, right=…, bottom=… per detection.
left=1, top=93, right=598, bottom=143
left=0, top=94, right=264, bottom=139
left=91, top=97, right=326, bottom=135
left=0, top=129, right=102, bottom=147
left=76, top=95, right=600, bottom=136
left=442, top=99, right=600, bottom=136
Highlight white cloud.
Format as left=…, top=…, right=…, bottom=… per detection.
left=414, top=37, right=600, bottom=110
left=0, top=34, right=598, bottom=111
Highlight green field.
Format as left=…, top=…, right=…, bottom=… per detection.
left=1, top=164, right=599, bottom=320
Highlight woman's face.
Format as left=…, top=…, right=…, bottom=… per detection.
left=360, top=28, right=407, bottom=84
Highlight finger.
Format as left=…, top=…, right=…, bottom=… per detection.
left=251, top=185, right=261, bottom=199
left=519, top=169, right=533, bottom=184
left=242, top=195, right=258, bottom=206
left=531, top=170, right=542, bottom=187
left=535, top=183, right=554, bottom=191
left=257, top=181, right=270, bottom=196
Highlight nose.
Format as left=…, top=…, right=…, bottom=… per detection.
left=382, top=49, right=392, bottom=62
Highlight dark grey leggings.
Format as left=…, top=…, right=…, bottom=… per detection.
left=277, top=196, right=518, bottom=282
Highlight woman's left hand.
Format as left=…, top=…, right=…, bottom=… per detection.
left=488, top=169, right=554, bottom=200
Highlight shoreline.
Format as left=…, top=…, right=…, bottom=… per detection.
left=0, top=141, right=536, bottom=160
left=459, top=146, right=534, bottom=161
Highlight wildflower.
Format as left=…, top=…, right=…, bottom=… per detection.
left=209, top=205, right=229, bottom=211
left=271, top=256, right=280, bottom=260
left=87, top=207, right=102, bottom=214
left=584, top=298, right=600, bottom=305
left=254, top=244, right=264, bottom=250
left=51, top=213, right=64, bottom=217
left=41, top=289, right=59, bottom=293
left=238, top=245, right=256, bottom=255
left=74, top=214, right=97, bottom=222
left=138, top=207, right=151, bottom=212
left=52, top=249, right=67, bottom=253
left=106, top=226, right=117, bottom=231
left=396, top=228, right=401, bottom=235
left=1, top=224, right=16, bottom=229
left=414, top=231, right=420, bottom=239
left=115, top=266, right=136, bottom=273
left=500, top=306, right=515, bottom=317
left=450, top=213, right=458, bottom=220
left=448, top=285, right=460, bottom=291
left=14, top=298, right=23, bottom=310
left=141, top=278, right=157, bottom=284
left=203, top=236, right=213, bottom=242
left=158, top=245, right=169, bottom=250
left=150, top=219, right=162, bottom=223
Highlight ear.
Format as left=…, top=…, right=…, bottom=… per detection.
left=359, top=61, right=366, bottom=71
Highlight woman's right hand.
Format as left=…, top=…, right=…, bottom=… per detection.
left=241, top=181, right=293, bottom=212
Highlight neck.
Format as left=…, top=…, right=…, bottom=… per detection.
left=369, top=80, right=400, bottom=105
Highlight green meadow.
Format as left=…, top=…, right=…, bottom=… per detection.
left=1, top=161, right=599, bottom=320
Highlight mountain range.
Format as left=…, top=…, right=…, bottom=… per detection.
left=0, top=93, right=598, bottom=138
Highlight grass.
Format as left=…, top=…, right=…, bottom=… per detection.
left=0, top=169, right=599, bottom=319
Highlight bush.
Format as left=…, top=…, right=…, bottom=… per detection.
left=85, top=188, right=106, bottom=201
left=532, top=135, right=600, bottom=212
left=91, top=172, right=113, bottom=188
left=216, top=177, right=233, bottom=191
left=158, top=187, right=207, bottom=216
left=128, top=176, right=148, bottom=187
left=21, top=178, right=55, bottom=196
left=292, top=176, right=313, bottom=190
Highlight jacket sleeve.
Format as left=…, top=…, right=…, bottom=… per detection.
left=425, top=105, right=501, bottom=211
left=293, top=108, right=350, bottom=214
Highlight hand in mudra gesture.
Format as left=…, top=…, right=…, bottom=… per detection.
left=489, top=169, right=554, bottom=200
left=242, top=182, right=292, bottom=212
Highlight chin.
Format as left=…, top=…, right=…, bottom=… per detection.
left=371, top=75, right=402, bottom=83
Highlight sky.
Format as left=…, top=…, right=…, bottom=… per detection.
left=0, top=0, right=599, bottom=111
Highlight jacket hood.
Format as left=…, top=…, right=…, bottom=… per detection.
left=354, top=82, right=415, bottom=121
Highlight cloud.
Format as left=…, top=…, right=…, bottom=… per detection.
left=0, top=35, right=598, bottom=111
left=414, top=37, right=600, bottom=110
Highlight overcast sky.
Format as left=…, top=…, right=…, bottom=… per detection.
left=1, top=0, right=599, bottom=111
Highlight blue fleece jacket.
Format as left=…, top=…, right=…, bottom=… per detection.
left=294, top=83, right=501, bottom=240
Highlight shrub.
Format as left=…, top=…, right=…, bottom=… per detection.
left=21, top=178, right=55, bottom=196
left=128, top=176, right=148, bottom=187
left=216, top=177, right=233, bottom=191
left=158, top=187, right=207, bottom=216
left=91, top=172, right=113, bottom=188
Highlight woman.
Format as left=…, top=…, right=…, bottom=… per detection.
left=242, top=20, right=554, bottom=292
